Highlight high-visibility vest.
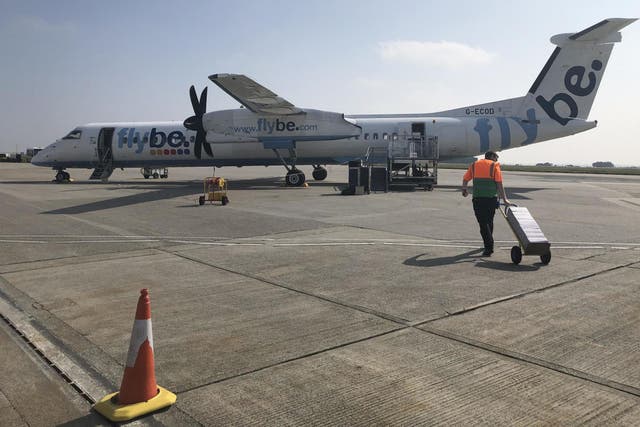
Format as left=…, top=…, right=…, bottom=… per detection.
left=464, top=159, right=502, bottom=197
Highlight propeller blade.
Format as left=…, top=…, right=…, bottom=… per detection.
left=189, top=86, right=199, bottom=113
left=203, top=141, right=213, bottom=157
left=198, top=87, right=208, bottom=116
left=194, top=136, right=202, bottom=159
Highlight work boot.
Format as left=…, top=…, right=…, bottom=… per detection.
left=482, top=248, right=494, bottom=257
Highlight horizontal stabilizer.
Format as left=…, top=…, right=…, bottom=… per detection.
left=559, top=18, right=637, bottom=44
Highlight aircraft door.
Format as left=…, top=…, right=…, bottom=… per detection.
left=97, top=127, right=115, bottom=164
left=411, top=122, right=425, bottom=139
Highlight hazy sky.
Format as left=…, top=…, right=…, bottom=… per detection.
left=1, top=0, right=638, bottom=165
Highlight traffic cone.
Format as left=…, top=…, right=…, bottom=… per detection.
left=94, top=289, right=176, bottom=422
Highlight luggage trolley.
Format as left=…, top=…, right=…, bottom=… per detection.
left=499, top=205, right=551, bottom=265
left=198, top=177, right=229, bottom=206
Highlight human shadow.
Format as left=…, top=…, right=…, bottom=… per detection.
left=404, top=249, right=542, bottom=271
left=404, top=249, right=484, bottom=267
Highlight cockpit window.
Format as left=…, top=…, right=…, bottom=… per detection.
left=62, top=129, right=82, bottom=140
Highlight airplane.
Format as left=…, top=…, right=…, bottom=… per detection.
left=32, top=18, right=636, bottom=186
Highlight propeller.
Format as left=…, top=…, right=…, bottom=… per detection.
left=183, top=86, right=213, bottom=159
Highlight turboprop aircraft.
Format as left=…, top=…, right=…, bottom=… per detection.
left=32, top=18, right=636, bottom=186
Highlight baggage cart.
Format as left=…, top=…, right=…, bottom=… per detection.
left=198, top=177, right=229, bottom=206
left=499, top=205, right=551, bottom=265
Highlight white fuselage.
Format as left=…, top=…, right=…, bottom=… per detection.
left=32, top=114, right=595, bottom=170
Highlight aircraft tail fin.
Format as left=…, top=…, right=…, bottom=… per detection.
left=518, top=18, right=636, bottom=125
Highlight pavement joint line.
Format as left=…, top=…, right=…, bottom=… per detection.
left=0, top=388, right=29, bottom=426
left=414, top=261, right=638, bottom=323
left=416, top=324, right=640, bottom=399
left=167, top=250, right=413, bottom=325
left=176, top=325, right=408, bottom=395
left=0, top=249, right=165, bottom=274
left=0, top=299, right=103, bottom=405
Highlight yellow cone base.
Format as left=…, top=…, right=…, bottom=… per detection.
left=93, top=386, right=177, bottom=422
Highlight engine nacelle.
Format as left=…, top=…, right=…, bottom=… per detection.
left=203, top=108, right=361, bottom=143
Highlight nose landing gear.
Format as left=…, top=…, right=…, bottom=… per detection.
left=54, top=169, right=71, bottom=183
left=285, top=168, right=306, bottom=186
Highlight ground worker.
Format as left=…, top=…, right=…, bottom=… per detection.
left=461, top=151, right=513, bottom=256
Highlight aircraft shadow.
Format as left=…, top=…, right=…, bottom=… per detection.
left=36, top=176, right=548, bottom=215
left=404, top=250, right=540, bottom=271
left=40, top=177, right=344, bottom=214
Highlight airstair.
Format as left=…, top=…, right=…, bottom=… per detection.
left=90, top=145, right=114, bottom=181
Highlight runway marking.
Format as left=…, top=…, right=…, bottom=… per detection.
left=0, top=234, right=640, bottom=250
left=0, top=235, right=638, bottom=254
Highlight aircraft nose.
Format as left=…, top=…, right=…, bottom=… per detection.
left=31, top=150, right=44, bottom=165
left=31, top=145, right=53, bottom=166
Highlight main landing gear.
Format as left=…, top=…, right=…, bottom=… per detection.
left=312, top=165, right=328, bottom=181
left=272, top=147, right=328, bottom=186
left=54, top=169, right=71, bottom=183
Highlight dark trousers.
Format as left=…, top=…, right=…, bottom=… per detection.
left=472, top=197, right=497, bottom=250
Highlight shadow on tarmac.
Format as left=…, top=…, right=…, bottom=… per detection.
left=32, top=174, right=548, bottom=215
left=404, top=249, right=541, bottom=271
left=56, top=412, right=108, bottom=427
left=39, top=177, right=343, bottom=214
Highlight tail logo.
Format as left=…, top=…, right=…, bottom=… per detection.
left=536, top=60, right=602, bottom=125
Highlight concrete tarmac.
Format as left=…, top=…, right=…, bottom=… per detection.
left=0, top=163, right=639, bottom=426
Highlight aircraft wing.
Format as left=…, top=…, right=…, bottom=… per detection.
left=209, top=74, right=304, bottom=115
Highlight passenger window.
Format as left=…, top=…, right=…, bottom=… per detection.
left=392, top=133, right=398, bottom=141
left=62, top=129, right=82, bottom=139
left=364, top=133, right=370, bottom=140
left=354, top=135, right=360, bottom=140
left=383, top=133, right=389, bottom=140
left=373, top=133, right=379, bottom=140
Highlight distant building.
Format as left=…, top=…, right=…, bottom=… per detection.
left=26, top=147, right=42, bottom=157
left=536, top=162, right=554, bottom=167
left=592, top=161, right=615, bottom=168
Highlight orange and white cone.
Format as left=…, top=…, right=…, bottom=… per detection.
left=119, top=288, right=157, bottom=404
left=94, top=289, right=176, bottom=422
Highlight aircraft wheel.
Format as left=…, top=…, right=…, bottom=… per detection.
left=312, top=167, right=327, bottom=181
left=144, top=175, right=150, bottom=179
left=286, top=170, right=305, bottom=187
left=511, top=246, right=522, bottom=265
left=153, top=172, right=159, bottom=179
left=55, top=171, right=65, bottom=183
left=62, top=171, right=70, bottom=181
left=540, top=251, right=551, bottom=265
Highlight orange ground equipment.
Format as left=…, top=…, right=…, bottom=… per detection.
left=94, top=289, right=176, bottom=422
left=198, top=176, right=229, bottom=205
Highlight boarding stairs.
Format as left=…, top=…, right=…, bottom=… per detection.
left=90, top=147, right=114, bottom=181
